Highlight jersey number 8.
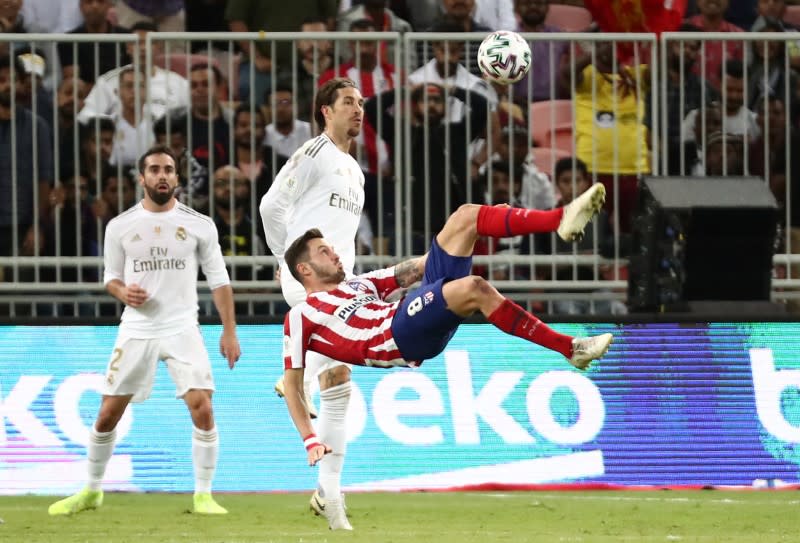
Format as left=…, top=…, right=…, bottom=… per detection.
left=407, top=296, right=423, bottom=316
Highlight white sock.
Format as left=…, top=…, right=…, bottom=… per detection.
left=87, top=426, right=116, bottom=491
left=192, top=426, right=219, bottom=495
left=317, top=382, right=350, bottom=500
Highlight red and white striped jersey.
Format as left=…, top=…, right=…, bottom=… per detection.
left=283, top=266, right=409, bottom=369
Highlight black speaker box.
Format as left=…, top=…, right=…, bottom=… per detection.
left=628, top=177, right=778, bottom=312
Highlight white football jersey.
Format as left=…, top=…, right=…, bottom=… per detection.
left=260, top=133, right=366, bottom=275
left=103, top=202, right=230, bottom=338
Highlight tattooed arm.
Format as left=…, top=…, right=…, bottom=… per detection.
left=393, top=253, right=428, bottom=288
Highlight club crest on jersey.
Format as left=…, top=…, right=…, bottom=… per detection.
left=154, top=226, right=161, bottom=236
left=175, top=226, right=187, bottom=241
left=347, top=280, right=371, bottom=293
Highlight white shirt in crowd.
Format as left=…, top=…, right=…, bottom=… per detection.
left=103, top=202, right=230, bottom=338
left=681, top=106, right=760, bottom=143
left=408, top=59, right=498, bottom=121
left=79, top=65, right=190, bottom=123
left=473, top=0, right=516, bottom=31
left=111, top=111, right=156, bottom=167
left=263, top=120, right=312, bottom=159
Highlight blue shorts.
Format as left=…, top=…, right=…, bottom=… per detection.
left=392, top=237, right=472, bottom=362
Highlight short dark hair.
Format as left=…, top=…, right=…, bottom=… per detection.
left=154, top=112, right=188, bottom=136
left=350, top=18, right=376, bottom=32
left=554, top=157, right=588, bottom=181
left=314, top=77, right=357, bottom=130
left=678, top=23, right=701, bottom=32
left=130, top=21, right=158, bottom=33
left=189, top=62, right=223, bottom=85
left=0, top=54, right=26, bottom=78
left=285, top=228, right=325, bottom=283
left=79, top=116, right=116, bottom=141
left=301, top=16, right=327, bottom=28
left=428, top=18, right=465, bottom=34
left=265, top=81, right=294, bottom=104
left=138, top=144, right=178, bottom=174
left=233, top=103, right=265, bottom=125
left=722, top=59, right=744, bottom=80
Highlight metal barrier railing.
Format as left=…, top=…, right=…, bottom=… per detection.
left=0, top=30, right=798, bottom=317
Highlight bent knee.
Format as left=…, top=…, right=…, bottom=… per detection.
left=451, top=204, right=481, bottom=232
left=319, top=364, right=351, bottom=390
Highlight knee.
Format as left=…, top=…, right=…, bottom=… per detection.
left=451, top=204, right=480, bottom=234
left=458, top=275, right=492, bottom=306
left=95, top=406, right=123, bottom=432
left=319, top=365, right=351, bottom=390
left=187, top=392, right=214, bottom=427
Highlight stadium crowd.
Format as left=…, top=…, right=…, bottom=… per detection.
left=1, top=0, right=799, bottom=316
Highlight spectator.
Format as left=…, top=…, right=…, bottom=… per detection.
left=14, top=48, right=54, bottom=131
left=77, top=116, right=115, bottom=185
left=474, top=0, right=516, bottom=30
left=686, top=0, right=745, bottom=90
left=682, top=60, right=760, bottom=147
left=562, top=41, right=651, bottom=233
left=0, top=0, right=26, bottom=58
left=748, top=19, right=798, bottom=109
left=513, top=0, right=569, bottom=103
left=472, top=160, right=525, bottom=281
left=425, top=1, right=491, bottom=77
left=655, top=23, right=712, bottom=175
left=77, top=22, right=189, bottom=123
left=44, top=172, right=98, bottom=283
left=337, top=0, right=413, bottom=65
left=289, top=17, right=335, bottom=122
left=409, top=19, right=498, bottom=121
left=225, top=0, right=338, bottom=106
left=682, top=102, right=724, bottom=175
left=320, top=17, right=396, bottom=219
left=749, top=95, right=798, bottom=207
left=91, top=166, right=137, bottom=227
left=0, top=54, right=53, bottom=261
left=110, top=67, right=156, bottom=167
left=263, top=85, right=312, bottom=162
left=55, top=77, right=90, bottom=177
left=365, top=83, right=489, bottom=251
left=231, top=104, right=271, bottom=185
left=752, top=0, right=796, bottom=30
left=18, top=0, right=81, bottom=90
left=114, top=0, right=186, bottom=32
left=402, top=0, right=442, bottom=30
left=153, top=110, right=188, bottom=158
left=211, top=165, right=267, bottom=281
left=186, top=63, right=231, bottom=212
left=703, top=130, right=745, bottom=175
left=59, top=0, right=132, bottom=85
left=549, top=157, right=617, bottom=315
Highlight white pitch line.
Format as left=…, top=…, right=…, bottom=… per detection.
left=480, top=493, right=800, bottom=506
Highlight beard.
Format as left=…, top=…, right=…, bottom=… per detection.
left=144, top=183, right=176, bottom=206
left=309, top=262, right=345, bottom=284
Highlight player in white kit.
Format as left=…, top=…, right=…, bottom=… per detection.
left=48, top=145, right=241, bottom=516
left=260, top=77, right=365, bottom=531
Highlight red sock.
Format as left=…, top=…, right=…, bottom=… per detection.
left=476, top=205, right=564, bottom=238
left=487, top=299, right=573, bottom=358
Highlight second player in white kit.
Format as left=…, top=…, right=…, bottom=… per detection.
left=260, top=77, right=365, bottom=531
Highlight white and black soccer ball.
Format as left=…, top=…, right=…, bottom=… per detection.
left=477, top=30, right=532, bottom=85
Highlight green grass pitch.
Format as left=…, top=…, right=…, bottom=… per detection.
left=1, top=490, right=798, bottom=543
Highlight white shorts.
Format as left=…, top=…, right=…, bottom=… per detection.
left=280, top=262, right=347, bottom=383
left=102, top=326, right=214, bottom=403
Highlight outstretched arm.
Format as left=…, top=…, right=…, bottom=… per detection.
left=284, top=367, right=331, bottom=466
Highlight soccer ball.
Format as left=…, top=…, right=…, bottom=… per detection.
left=477, top=30, right=532, bottom=85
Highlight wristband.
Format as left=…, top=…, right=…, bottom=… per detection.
left=304, top=433, right=321, bottom=451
